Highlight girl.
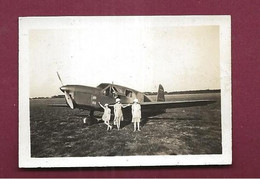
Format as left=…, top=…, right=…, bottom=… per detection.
left=98, top=102, right=112, bottom=130
left=132, top=98, right=141, bottom=131
left=113, top=98, right=129, bottom=130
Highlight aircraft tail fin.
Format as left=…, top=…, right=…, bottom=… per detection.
left=157, top=84, right=165, bottom=102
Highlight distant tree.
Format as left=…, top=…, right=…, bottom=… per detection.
left=51, top=95, right=65, bottom=98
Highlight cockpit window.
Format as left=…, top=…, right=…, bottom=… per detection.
left=104, top=87, right=111, bottom=96
left=112, top=86, right=118, bottom=92
left=101, top=85, right=125, bottom=98
left=125, top=89, right=132, bottom=97
left=103, top=86, right=118, bottom=98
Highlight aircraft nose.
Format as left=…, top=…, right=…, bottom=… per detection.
left=60, top=86, right=68, bottom=92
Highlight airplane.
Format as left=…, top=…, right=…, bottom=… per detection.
left=54, top=72, right=215, bottom=121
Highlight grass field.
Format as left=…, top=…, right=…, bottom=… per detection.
left=30, top=93, right=221, bottom=157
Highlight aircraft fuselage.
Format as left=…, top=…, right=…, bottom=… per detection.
left=59, top=83, right=155, bottom=114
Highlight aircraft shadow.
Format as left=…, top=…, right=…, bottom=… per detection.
left=140, top=118, right=149, bottom=127
left=75, top=114, right=201, bottom=127
left=74, top=114, right=102, bottom=118
left=119, top=117, right=185, bottom=128
left=147, top=117, right=201, bottom=121
left=139, top=117, right=201, bottom=128
left=119, top=118, right=149, bottom=129
left=120, top=120, right=132, bottom=128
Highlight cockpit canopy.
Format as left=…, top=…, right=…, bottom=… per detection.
left=97, top=83, right=134, bottom=98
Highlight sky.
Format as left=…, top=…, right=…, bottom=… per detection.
left=28, top=17, right=220, bottom=98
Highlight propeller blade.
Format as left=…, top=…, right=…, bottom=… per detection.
left=64, top=91, right=74, bottom=109
left=57, top=72, right=74, bottom=109
left=57, top=72, right=64, bottom=86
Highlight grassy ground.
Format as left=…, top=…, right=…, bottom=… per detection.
left=30, top=93, right=221, bottom=157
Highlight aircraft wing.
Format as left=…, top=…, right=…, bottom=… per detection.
left=140, top=100, right=215, bottom=110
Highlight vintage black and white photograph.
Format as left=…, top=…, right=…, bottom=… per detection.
left=19, top=16, right=231, bottom=167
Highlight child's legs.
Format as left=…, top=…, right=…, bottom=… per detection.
left=104, top=121, right=109, bottom=126
left=117, top=119, right=120, bottom=129
left=108, top=121, right=112, bottom=128
left=114, top=116, right=117, bottom=125
left=137, top=121, right=140, bottom=130
left=103, top=121, right=108, bottom=130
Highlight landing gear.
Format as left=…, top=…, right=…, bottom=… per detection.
left=90, top=110, right=94, bottom=118
left=83, top=110, right=98, bottom=125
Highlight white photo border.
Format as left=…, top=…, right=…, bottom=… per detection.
left=19, top=15, right=231, bottom=168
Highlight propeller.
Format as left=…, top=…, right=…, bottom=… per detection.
left=57, top=72, right=64, bottom=86
left=57, top=72, right=74, bottom=109
left=64, top=91, right=74, bottom=109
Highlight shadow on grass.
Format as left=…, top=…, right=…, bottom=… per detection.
left=140, top=118, right=149, bottom=127
left=120, top=120, right=132, bottom=128
left=147, top=117, right=202, bottom=121
left=120, top=117, right=150, bottom=129
left=74, top=114, right=103, bottom=117
left=119, top=117, right=189, bottom=128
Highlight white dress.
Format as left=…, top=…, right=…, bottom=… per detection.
left=102, top=108, right=111, bottom=122
left=114, top=103, right=124, bottom=122
left=132, top=103, right=141, bottom=122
